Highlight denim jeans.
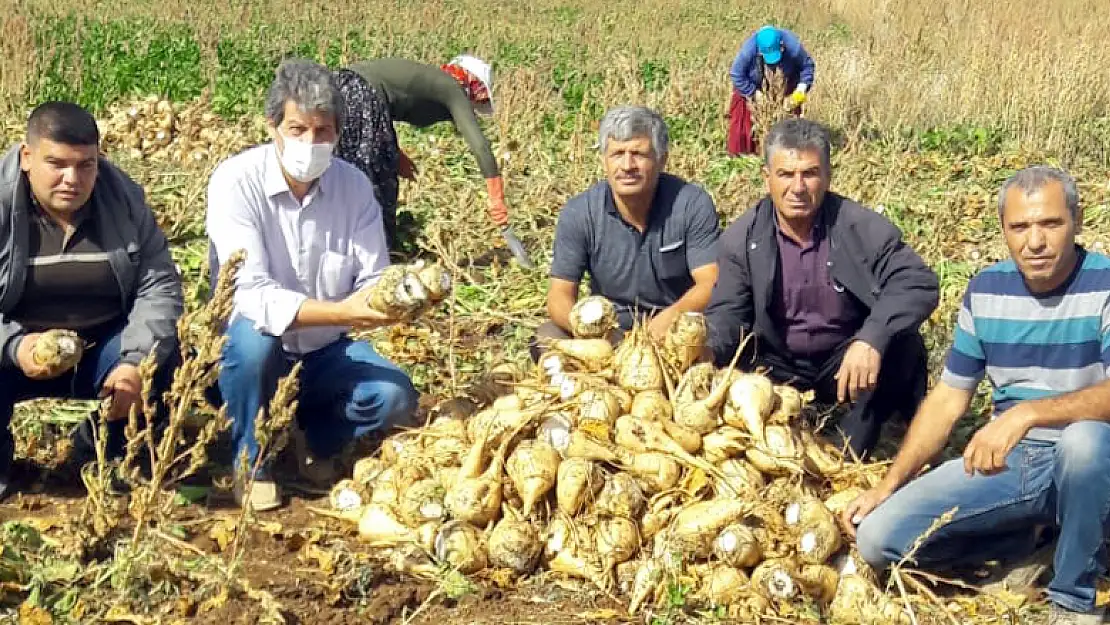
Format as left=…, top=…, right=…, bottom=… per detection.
left=856, top=421, right=1110, bottom=612
left=0, top=325, right=178, bottom=463
left=216, top=316, right=419, bottom=470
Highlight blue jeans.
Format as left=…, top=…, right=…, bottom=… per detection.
left=856, top=421, right=1110, bottom=612
left=0, top=326, right=178, bottom=461
left=216, top=316, right=419, bottom=469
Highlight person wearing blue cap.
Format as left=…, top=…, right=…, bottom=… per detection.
left=727, top=25, right=816, bottom=156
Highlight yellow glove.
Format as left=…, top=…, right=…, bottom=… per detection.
left=790, top=90, right=807, bottom=106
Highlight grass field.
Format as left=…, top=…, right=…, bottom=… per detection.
left=1, top=0, right=1109, bottom=622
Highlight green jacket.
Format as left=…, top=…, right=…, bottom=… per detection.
left=348, top=58, right=500, bottom=178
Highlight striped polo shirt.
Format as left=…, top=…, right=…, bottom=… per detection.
left=8, top=200, right=123, bottom=342
left=941, top=247, right=1110, bottom=441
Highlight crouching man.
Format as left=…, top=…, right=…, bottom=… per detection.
left=0, top=102, right=184, bottom=500
left=704, top=118, right=938, bottom=458
left=846, top=166, right=1110, bottom=625
left=533, top=105, right=720, bottom=360
left=206, top=59, right=419, bottom=511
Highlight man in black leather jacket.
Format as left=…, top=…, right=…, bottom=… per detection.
left=705, top=118, right=939, bottom=458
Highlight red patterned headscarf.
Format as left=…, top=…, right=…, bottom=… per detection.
left=441, top=63, right=490, bottom=104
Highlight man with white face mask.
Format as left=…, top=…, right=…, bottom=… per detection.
left=205, top=58, right=419, bottom=511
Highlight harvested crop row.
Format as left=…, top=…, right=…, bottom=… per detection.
left=97, top=95, right=261, bottom=165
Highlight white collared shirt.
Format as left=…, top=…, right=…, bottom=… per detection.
left=206, top=142, right=389, bottom=355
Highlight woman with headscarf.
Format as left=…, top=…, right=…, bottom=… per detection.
left=331, top=55, right=532, bottom=267
left=727, top=25, right=816, bottom=156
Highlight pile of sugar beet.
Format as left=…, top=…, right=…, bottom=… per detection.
left=319, top=296, right=911, bottom=624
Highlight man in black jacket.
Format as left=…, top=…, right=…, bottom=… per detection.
left=705, top=118, right=938, bottom=458
left=0, top=102, right=184, bottom=500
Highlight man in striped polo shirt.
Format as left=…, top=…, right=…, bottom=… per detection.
left=0, top=102, right=184, bottom=500
left=844, top=166, right=1110, bottom=624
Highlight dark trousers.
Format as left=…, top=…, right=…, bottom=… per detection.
left=756, top=332, right=929, bottom=459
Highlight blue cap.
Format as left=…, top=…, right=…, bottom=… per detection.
left=755, top=26, right=783, bottom=65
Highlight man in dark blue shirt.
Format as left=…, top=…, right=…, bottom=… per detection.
left=533, top=105, right=720, bottom=359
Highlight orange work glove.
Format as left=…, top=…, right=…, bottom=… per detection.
left=485, top=176, right=510, bottom=227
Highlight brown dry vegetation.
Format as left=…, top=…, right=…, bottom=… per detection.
left=2, top=0, right=1109, bottom=160
left=0, top=0, right=1109, bottom=623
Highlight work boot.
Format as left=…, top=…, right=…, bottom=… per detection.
left=981, top=539, right=1056, bottom=595
left=1047, top=603, right=1106, bottom=625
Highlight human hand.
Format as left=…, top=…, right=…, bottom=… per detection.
left=342, top=290, right=401, bottom=328
left=962, top=405, right=1034, bottom=476
left=836, top=340, right=882, bottom=403
left=840, top=484, right=895, bottom=538
left=15, top=333, right=56, bottom=380
left=488, top=198, right=509, bottom=227
left=647, top=308, right=679, bottom=343
left=485, top=177, right=509, bottom=227
left=100, top=364, right=142, bottom=422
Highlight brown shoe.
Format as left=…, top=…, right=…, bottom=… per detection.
left=290, top=428, right=339, bottom=488
left=1047, top=603, right=1106, bottom=625
left=981, top=540, right=1055, bottom=595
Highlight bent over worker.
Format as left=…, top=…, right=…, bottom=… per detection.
left=333, top=55, right=532, bottom=267
left=727, top=25, right=815, bottom=156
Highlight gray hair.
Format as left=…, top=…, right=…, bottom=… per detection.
left=264, top=58, right=345, bottom=129
left=597, top=105, right=669, bottom=159
left=762, top=118, right=832, bottom=172
left=997, top=165, right=1080, bottom=223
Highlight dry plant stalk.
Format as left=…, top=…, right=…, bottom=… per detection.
left=79, top=396, right=127, bottom=544
left=113, top=250, right=245, bottom=554
left=751, top=66, right=789, bottom=146
left=80, top=251, right=245, bottom=551
left=225, top=360, right=302, bottom=569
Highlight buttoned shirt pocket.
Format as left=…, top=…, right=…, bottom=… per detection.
left=112, top=241, right=142, bottom=297
left=316, top=250, right=356, bottom=301
left=125, top=241, right=141, bottom=265
left=658, top=240, right=688, bottom=281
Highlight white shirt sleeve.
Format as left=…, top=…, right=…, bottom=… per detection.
left=206, top=165, right=307, bottom=337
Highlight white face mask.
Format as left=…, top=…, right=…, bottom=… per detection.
left=278, top=132, right=334, bottom=182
